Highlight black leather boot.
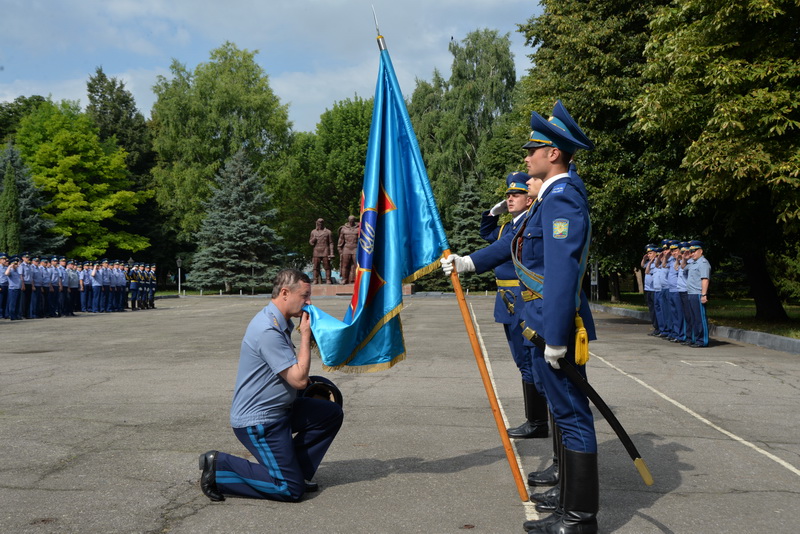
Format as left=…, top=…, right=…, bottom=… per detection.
left=532, top=484, right=559, bottom=512
left=526, top=449, right=599, bottom=533
left=524, top=455, right=565, bottom=531
left=508, top=381, right=549, bottom=439
left=199, top=450, right=225, bottom=501
left=528, top=419, right=560, bottom=486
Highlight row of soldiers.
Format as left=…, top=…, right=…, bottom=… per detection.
left=640, top=239, right=711, bottom=347
left=0, top=252, right=158, bottom=321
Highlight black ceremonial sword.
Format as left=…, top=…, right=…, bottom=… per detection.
left=521, top=323, right=654, bottom=486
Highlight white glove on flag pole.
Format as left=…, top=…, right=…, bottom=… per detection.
left=441, top=254, right=475, bottom=276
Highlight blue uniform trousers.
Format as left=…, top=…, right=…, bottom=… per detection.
left=679, top=292, right=691, bottom=341
left=82, top=286, right=92, bottom=312
left=0, top=284, right=8, bottom=318
left=669, top=291, right=683, bottom=340
left=531, top=344, right=596, bottom=453
left=215, top=397, right=343, bottom=502
left=92, top=286, right=103, bottom=313
left=503, top=322, right=537, bottom=386
left=8, top=289, right=21, bottom=320
left=130, top=287, right=138, bottom=307
left=30, top=287, right=41, bottom=318
left=102, top=285, right=110, bottom=312
left=645, top=290, right=658, bottom=330
left=687, top=294, right=708, bottom=347
left=657, top=289, right=671, bottom=336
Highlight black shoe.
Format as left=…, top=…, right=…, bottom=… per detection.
left=690, top=343, right=703, bottom=348
left=199, top=451, right=225, bottom=501
left=507, top=420, right=549, bottom=439
left=528, top=462, right=559, bottom=487
left=304, top=480, right=319, bottom=493
left=523, top=511, right=563, bottom=532
left=531, top=484, right=559, bottom=513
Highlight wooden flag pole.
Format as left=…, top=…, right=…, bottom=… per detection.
left=444, top=249, right=529, bottom=502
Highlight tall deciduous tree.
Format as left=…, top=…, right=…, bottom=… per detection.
left=517, top=0, right=673, bottom=298
left=635, top=0, right=800, bottom=319
left=409, top=29, right=517, bottom=227
left=271, top=96, right=372, bottom=258
left=0, top=144, right=63, bottom=253
left=150, top=42, right=291, bottom=239
left=14, top=100, right=149, bottom=258
left=187, top=150, right=282, bottom=292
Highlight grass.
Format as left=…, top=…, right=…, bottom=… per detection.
left=598, top=292, right=800, bottom=340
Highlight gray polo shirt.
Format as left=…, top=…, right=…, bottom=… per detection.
left=230, top=301, right=298, bottom=428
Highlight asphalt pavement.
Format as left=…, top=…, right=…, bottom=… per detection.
left=1, top=295, right=798, bottom=533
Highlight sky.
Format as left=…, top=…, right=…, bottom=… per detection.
left=0, top=0, right=541, bottom=133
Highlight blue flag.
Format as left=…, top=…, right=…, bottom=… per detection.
left=306, top=39, right=449, bottom=373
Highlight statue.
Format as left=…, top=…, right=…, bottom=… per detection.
left=338, top=215, right=359, bottom=284
left=309, top=218, right=335, bottom=284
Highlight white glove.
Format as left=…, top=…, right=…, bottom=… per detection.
left=489, top=200, right=508, bottom=216
left=440, top=254, right=475, bottom=276
left=544, top=345, right=567, bottom=369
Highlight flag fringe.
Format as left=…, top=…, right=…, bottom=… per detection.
left=322, top=351, right=406, bottom=374
left=322, top=302, right=405, bottom=371
left=402, top=258, right=442, bottom=285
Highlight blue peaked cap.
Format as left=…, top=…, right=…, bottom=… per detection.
left=551, top=100, right=595, bottom=150
left=523, top=102, right=593, bottom=154
left=505, top=171, right=530, bottom=194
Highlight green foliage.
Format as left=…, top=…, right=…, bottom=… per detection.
left=271, top=97, right=372, bottom=258
left=408, top=30, right=518, bottom=227
left=186, top=150, right=283, bottom=292
left=0, top=95, right=47, bottom=144
left=636, top=0, right=800, bottom=235
left=0, top=144, right=63, bottom=253
left=86, top=67, right=154, bottom=181
left=150, top=42, right=291, bottom=240
left=518, top=0, right=674, bottom=276
left=0, top=160, right=21, bottom=253
left=14, top=99, right=149, bottom=258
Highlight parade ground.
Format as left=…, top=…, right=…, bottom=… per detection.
left=2, top=295, right=798, bottom=533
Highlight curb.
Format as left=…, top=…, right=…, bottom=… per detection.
left=589, top=303, right=800, bottom=355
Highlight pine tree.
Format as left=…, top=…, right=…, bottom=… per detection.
left=186, top=150, right=283, bottom=292
left=0, top=144, right=63, bottom=253
left=0, top=160, right=21, bottom=253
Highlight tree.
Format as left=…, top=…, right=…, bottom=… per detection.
left=0, top=143, right=64, bottom=253
left=14, top=100, right=149, bottom=258
left=187, top=150, right=282, bottom=292
left=409, top=29, right=517, bottom=227
left=517, top=0, right=674, bottom=292
left=270, top=96, right=372, bottom=259
left=635, top=0, right=800, bottom=320
left=0, top=95, right=47, bottom=144
left=150, top=42, right=291, bottom=239
left=0, top=160, right=21, bottom=253
left=86, top=67, right=154, bottom=182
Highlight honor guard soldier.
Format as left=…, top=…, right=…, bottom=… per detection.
left=128, top=263, right=139, bottom=310
left=19, top=252, right=33, bottom=318
left=90, top=261, right=103, bottom=313
left=139, top=264, right=150, bottom=309
left=47, top=257, right=60, bottom=317
left=442, top=101, right=600, bottom=533
left=642, top=244, right=659, bottom=335
left=66, top=259, right=80, bottom=315
left=148, top=263, right=157, bottom=308
left=480, top=171, right=549, bottom=440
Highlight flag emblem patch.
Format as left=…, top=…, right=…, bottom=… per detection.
left=553, top=219, right=569, bottom=239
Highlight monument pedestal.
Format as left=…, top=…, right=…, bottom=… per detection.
left=310, top=283, right=414, bottom=297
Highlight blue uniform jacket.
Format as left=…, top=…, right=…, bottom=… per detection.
left=480, top=210, right=525, bottom=325
left=471, top=174, right=596, bottom=346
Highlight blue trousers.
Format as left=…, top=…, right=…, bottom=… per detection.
left=687, top=294, right=709, bottom=346
left=0, top=284, right=7, bottom=318
left=92, top=286, right=102, bottom=312
left=657, top=289, right=671, bottom=336
left=645, top=290, right=658, bottom=330
left=83, top=287, right=92, bottom=312
left=30, top=287, right=41, bottom=318
left=503, top=321, right=537, bottom=385
left=8, top=288, right=21, bottom=319
left=669, top=291, right=683, bottom=340
left=215, top=397, right=343, bottom=502
left=531, top=345, right=596, bottom=453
